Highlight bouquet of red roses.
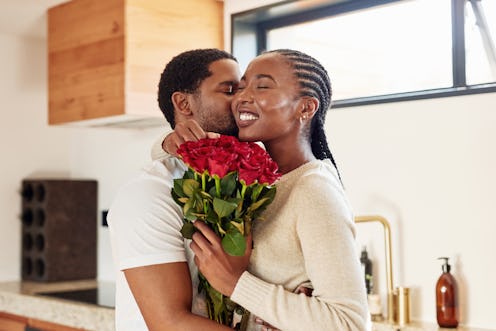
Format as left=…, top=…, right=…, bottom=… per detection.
left=171, top=135, right=280, bottom=326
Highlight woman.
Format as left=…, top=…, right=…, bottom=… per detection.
left=186, top=49, right=369, bottom=331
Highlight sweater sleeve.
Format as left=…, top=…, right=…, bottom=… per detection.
left=150, top=130, right=172, bottom=161
left=231, top=169, right=370, bottom=331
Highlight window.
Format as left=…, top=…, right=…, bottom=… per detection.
left=231, top=0, right=496, bottom=107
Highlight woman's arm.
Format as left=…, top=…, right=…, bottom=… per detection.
left=191, top=174, right=370, bottom=331
left=151, top=119, right=221, bottom=161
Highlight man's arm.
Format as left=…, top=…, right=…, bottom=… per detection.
left=108, top=163, right=232, bottom=331
left=124, top=263, right=232, bottom=331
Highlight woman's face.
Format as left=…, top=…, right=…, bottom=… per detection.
left=232, top=53, right=303, bottom=143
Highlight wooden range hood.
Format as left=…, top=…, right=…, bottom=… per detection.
left=48, top=0, right=223, bottom=128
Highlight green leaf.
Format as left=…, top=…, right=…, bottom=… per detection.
left=183, top=199, right=197, bottom=221
left=183, top=179, right=200, bottom=197
left=222, top=231, right=246, bottom=256
left=183, top=168, right=196, bottom=179
left=220, top=172, right=237, bottom=196
left=173, top=179, right=185, bottom=197
left=199, top=190, right=213, bottom=200
left=262, top=185, right=277, bottom=201
left=180, top=222, right=196, bottom=239
left=247, top=197, right=270, bottom=213
left=213, top=198, right=238, bottom=219
left=216, top=222, right=227, bottom=235
left=229, top=220, right=244, bottom=235
left=207, top=286, right=225, bottom=321
left=251, top=184, right=264, bottom=201
left=171, top=189, right=185, bottom=206
left=205, top=208, right=217, bottom=224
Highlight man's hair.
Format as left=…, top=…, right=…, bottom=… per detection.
left=157, top=49, right=237, bottom=128
left=266, top=49, right=341, bottom=181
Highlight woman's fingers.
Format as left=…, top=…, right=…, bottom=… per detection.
left=193, top=220, right=220, bottom=246
left=206, top=132, right=221, bottom=139
left=176, top=119, right=207, bottom=141
left=254, top=317, right=280, bottom=331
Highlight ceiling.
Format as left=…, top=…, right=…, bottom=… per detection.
left=0, top=0, right=68, bottom=38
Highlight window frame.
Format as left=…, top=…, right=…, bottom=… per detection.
left=231, top=0, right=496, bottom=108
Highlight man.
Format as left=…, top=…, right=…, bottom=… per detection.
left=108, top=49, right=242, bottom=331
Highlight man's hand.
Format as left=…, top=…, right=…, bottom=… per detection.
left=163, top=119, right=220, bottom=156
left=190, top=221, right=252, bottom=297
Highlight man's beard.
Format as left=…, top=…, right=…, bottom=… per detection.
left=201, top=112, right=238, bottom=137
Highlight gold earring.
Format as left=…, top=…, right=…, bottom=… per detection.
left=299, top=113, right=307, bottom=124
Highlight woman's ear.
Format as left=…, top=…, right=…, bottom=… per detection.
left=299, top=96, right=319, bottom=120
left=171, top=92, right=192, bottom=116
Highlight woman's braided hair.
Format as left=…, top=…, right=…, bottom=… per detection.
left=266, top=49, right=341, bottom=180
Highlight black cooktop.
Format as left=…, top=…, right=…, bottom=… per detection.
left=38, top=284, right=115, bottom=308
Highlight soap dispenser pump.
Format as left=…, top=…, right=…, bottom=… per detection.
left=436, top=257, right=458, bottom=328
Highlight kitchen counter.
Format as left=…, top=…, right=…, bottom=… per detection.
left=1, top=280, right=494, bottom=331
left=0, top=280, right=114, bottom=331
left=373, top=320, right=494, bottom=331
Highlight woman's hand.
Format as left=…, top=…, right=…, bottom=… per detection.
left=190, top=221, right=252, bottom=296
left=254, top=284, right=313, bottom=331
left=163, top=119, right=220, bottom=156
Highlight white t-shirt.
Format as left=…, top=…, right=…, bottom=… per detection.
left=108, top=156, right=207, bottom=331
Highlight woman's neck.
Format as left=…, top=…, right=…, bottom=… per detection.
left=265, top=138, right=316, bottom=174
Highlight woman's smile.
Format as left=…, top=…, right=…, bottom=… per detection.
left=236, top=110, right=259, bottom=127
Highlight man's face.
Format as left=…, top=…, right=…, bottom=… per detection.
left=189, top=59, right=240, bottom=136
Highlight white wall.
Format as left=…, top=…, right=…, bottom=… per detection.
left=224, top=0, right=496, bottom=329
left=0, top=31, right=164, bottom=282
left=329, top=95, right=496, bottom=329
left=0, top=32, right=71, bottom=280
left=1, top=1, right=495, bottom=329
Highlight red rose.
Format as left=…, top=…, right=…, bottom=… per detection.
left=237, top=142, right=280, bottom=185
left=177, top=142, right=214, bottom=173
left=177, top=136, right=280, bottom=184
left=207, top=149, right=238, bottom=178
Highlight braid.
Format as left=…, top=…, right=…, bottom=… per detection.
left=266, top=49, right=342, bottom=180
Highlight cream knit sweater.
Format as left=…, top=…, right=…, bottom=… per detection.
left=231, top=159, right=369, bottom=331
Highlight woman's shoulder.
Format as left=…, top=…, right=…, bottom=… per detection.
left=288, top=160, right=352, bottom=211
left=291, top=159, right=341, bottom=190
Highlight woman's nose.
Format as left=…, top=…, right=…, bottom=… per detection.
left=234, top=88, right=253, bottom=104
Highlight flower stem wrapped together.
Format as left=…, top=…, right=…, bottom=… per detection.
left=171, top=135, right=280, bottom=326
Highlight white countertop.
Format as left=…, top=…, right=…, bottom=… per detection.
left=1, top=280, right=494, bottom=331
left=0, top=280, right=114, bottom=331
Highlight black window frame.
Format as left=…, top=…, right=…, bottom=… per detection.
left=231, top=0, right=496, bottom=108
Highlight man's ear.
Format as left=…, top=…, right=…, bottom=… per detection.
left=171, top=92, right=192, bottom=116
left=299, top=96, right=319, bottom=120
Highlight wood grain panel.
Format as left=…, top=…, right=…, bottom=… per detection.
left=48, top=0, right=223, bottom=125
left=126, top=0, right=223, bottom=97
left=48, top=0, right=124, bottom=53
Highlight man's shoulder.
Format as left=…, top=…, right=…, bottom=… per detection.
left=122, top=158, right=186, bottom=191
left=109, top=158, right=186, bottom=213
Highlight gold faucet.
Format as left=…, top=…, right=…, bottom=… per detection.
left=355, top=215, right=394, bottom=324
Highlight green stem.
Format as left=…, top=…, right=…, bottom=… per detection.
left=241, top=183, right=247, bottom=199
left=215, top=177, right=221, bottom=198
left=201, top=172, right=206, bottom=191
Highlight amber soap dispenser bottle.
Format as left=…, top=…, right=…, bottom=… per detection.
left=436, top=257, right=459, bottom=328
